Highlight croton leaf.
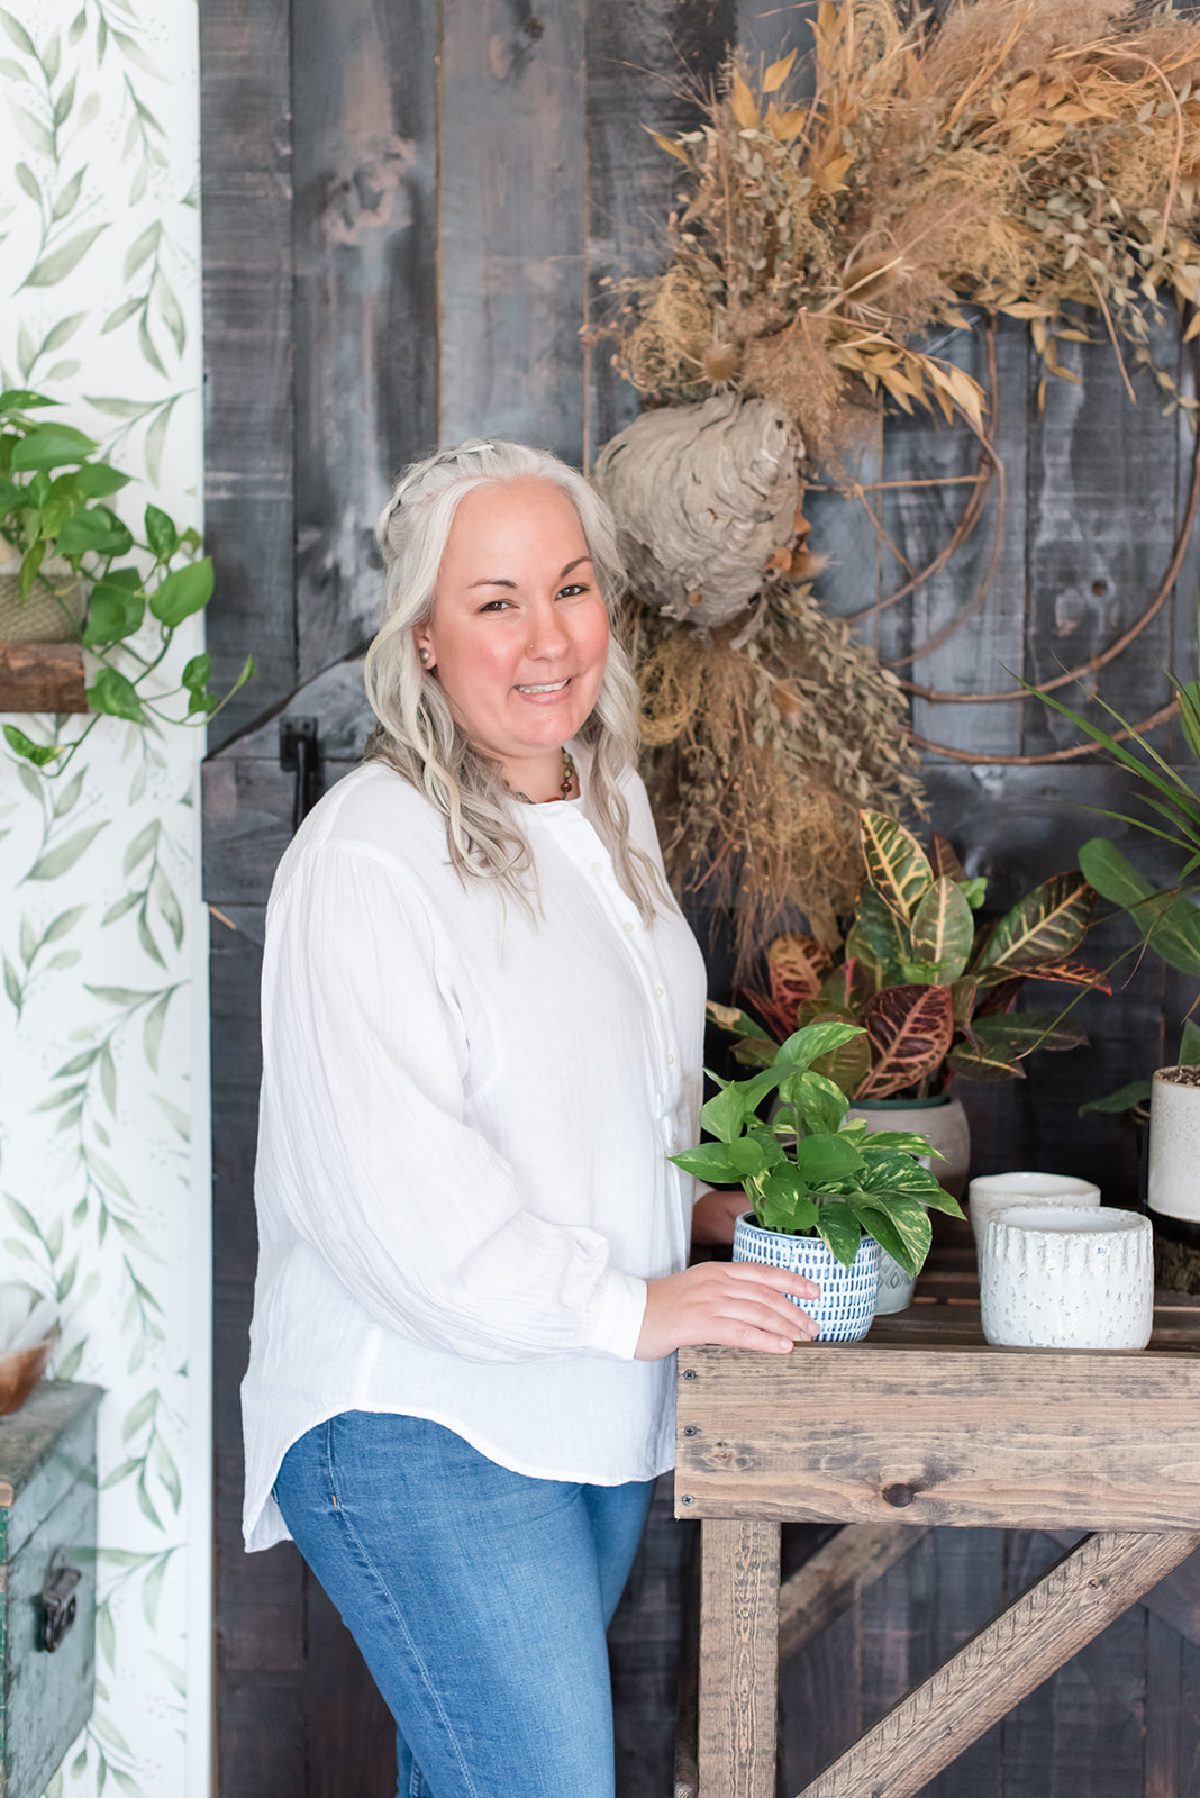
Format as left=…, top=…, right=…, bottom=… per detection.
left=814, top=1198, right=863, bottom=1269
left=860, top=810, right=935, bottom=923
left=851, top=885, right=914, bottom=985
left=977, top=872, right=1095, bottom=978
left=929, top=832, right=967, bottom=883
left=820, top=958, right=874, bottom=1012
left=946, top=1037, right=1028, bottom=1082
left=910, top=876, right=974, bottom=984
left=969, top=1010, right=1087, bottom=1057
left=1023, top=957, right=1111, bottom=993
left=745, top=933, right=831, bottom=1040
left=706, top=999, right=771, bottom=1041
left=950, top=975, right=978, bottom=1029
left=857, top=984, right=955, bottom=1100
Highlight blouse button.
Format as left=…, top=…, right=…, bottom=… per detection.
left=623, top=920, right=635, bottom=934
left=667, top=1052, right=676, bottom=1065
left=654, top=986, right=665, bottom=999
left=591, top=861, right=603, bottom=873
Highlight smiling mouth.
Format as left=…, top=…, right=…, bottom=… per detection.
left=515, top=679, right=570, bottom=694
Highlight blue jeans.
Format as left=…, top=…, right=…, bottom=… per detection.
left=273, top=1411, right=654, bottom=1798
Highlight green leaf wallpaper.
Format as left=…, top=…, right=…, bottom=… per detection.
left=1, top=3, right=208, bottom=1793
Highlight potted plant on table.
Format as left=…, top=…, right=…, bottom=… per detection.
left=710, top=809, right=1102, bottom=1310
left=671, top=1019, right=963, bottom=1342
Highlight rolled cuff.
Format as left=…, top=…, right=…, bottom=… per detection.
left=588, top=1269, right=648, bottom=1360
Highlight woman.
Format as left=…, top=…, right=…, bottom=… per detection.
left=241, top=440, right=818, bottom=1798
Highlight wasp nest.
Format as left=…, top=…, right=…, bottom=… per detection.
left=592, top=394, right=802, bottom=630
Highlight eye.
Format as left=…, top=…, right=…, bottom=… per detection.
left=478, top=598, right=513, bottom=613
left=557, top=582, right=590, bottom=599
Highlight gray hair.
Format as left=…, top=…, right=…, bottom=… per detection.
left=363, top=439, right=669, bottom=924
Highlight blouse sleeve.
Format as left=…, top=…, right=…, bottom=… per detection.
left=257, top=842, right=648, bottom=1364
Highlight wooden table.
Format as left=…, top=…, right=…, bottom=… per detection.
left=674, top=1244, right=1200, bottom=1798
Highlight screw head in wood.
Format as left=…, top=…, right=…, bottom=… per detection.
left=683, top=1424, right=698, bottom=1436
left=681, top=1494, right=694, bottom=1505
left=883, top=1482, right=915, bottom=1508
left=682, top=1368, right=697, bottom=1379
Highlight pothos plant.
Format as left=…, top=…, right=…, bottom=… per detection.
left=712, top=810, right=1103, bottom=1099
left=0, top=388, right=253, bottom=773
left=670, top=1019, right=963, bottom=1277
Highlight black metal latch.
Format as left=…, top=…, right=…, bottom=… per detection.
left=280, top=716, right=321, bottom=834
left=42, top=1550, right=82, bottom=1653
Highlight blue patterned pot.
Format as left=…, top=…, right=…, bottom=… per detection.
left=732, top=1214, right=880, bottom=1343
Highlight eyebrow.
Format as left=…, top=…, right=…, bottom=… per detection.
left=468, top=555, right=593, bottom=591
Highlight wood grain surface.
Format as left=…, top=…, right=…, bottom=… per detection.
left=795, top=1531, right=1200, bottom=1798
left=0, top=642, right=87, bottom=713
left=699, top=1518, right=780, bottom=1798
left=676, top=1337, right=1200, bottom=1529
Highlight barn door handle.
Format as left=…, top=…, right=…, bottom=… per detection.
left=42, top=1549, right=81, bottom=1653
left=280, top=716, right=321, bottom=834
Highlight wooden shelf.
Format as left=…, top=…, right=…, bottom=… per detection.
left=0, top=643, right=88, bottom=713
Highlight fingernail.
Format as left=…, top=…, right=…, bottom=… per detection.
left=779, top=1337, right=793, bottom=1351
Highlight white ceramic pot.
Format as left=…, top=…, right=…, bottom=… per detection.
left=968, top=1172, right=1100, bottom=1254
left=1148, top=1065, right=1200, bottom=1223
left=732, top=1213, right=880, bottom=1343
left=849, top=1095, right=970, bottom=1201
left=979, top=1205, right=1153, bottom=1350
left=873, top=1248, right=917, bottom=1316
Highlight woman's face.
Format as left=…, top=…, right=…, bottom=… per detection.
left=416, top=477, right=611, bottom=790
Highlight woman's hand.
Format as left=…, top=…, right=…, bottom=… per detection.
left=691, top=1187, right=746, bottom=1246
left=634, top=1262, right=820, bottom=1360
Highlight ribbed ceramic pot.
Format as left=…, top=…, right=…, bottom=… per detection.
left=968, top=1172, right=1100, bottom=1254
left=979, top=1205, right=1153, bottom=1350
left=732, top=1213, right=880, bottom=1343
left=1148, top=1066, right=1200, bottom=1223
left=849, top=1095, right=970, bottom=1201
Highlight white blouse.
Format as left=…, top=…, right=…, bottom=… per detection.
left=241, top=751, right=707, bottom=1551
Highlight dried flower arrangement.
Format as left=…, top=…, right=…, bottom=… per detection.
left=591, top=0, right=1200, bottom=967
left=612, top=0, right=1200, bottom=448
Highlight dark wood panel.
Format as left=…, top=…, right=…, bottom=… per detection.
left=292, top=0, right=438, bottom=680
left=199, top=0, right=297, bottom=748
left=440, top=0, right=587, bottom=461
left=1022, top=316, right=1180, bottom=760
left=586, top=0, right=736, bottom=463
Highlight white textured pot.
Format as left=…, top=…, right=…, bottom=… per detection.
left=979, top=1205, right=1153, bottom=1350
left=849, top=1095, right=970, bottom=1201
left=1148, top=1065, right=1200, bottom=1223
left=732, top=1213, right=879, bottom=1343
left=968, top=1172, right=1100, bottom=1254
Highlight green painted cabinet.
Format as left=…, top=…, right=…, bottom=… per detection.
left=0, top=1383, right=101, bottom=1798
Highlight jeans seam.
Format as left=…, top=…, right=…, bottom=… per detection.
left=328, top=1421, right=479, bottom=1798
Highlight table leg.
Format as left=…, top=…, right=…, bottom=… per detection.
left=698, top=1517, right=780, bottom=1798
left=796, top=1529, right=1200, bottom=1798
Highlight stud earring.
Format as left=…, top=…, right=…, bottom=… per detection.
left=418, top=647, right=430, bottom=665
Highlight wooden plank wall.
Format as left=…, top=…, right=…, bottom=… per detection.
left=199, top=1, right=1200, bottom=1794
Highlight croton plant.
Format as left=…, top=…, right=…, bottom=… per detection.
left=712, top=810, right=1105, bottom=1100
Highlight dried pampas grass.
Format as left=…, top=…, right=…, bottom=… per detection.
left=632, top=581, right=924, bottom=971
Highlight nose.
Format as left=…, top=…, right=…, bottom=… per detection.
left=525, top=595, right=570, bottom=661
